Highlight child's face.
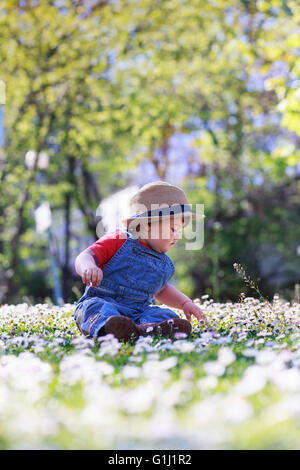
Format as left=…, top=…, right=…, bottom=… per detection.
left=141, top=216, right=185, bottom=253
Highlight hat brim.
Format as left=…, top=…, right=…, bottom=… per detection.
left=122, top=212, right=205, bottom=226
left=122, top=203, right=205, bottom=227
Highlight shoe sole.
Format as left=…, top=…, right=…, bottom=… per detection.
left=150, top=318, right=192, bottom=338
left=105, top=315, right=141, bottom=343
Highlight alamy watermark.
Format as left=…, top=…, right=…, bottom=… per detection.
left=95, top=202, right=205, bottom=251
left=0, top=80, right=5, bottom=105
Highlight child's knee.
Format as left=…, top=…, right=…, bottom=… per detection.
left=74, top=298, right=103, bottom=336
left=139, top=305, right=179, bottom=324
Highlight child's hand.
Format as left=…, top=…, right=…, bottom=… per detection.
left=182, top=301, right=207, bottom=325
left=82, top=267, right=103, bottom=287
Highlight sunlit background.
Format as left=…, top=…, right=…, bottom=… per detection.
left=0, top=0, right=300, bottom=305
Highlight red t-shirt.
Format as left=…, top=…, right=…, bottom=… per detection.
left=88, top=229, right=151, bottom=269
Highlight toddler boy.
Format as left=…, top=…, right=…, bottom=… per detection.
left=74, top=181, right=206, bottom=342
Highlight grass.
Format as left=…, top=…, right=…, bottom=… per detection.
left=0, top=295, right=300, bottom=449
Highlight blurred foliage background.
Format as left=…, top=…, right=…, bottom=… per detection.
left=0, top=0, right=299, bottom=305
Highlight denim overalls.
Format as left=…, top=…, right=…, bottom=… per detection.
left=73, top=229, right=180, bottom=337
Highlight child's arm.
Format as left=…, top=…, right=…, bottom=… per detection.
left=75, top=249, right=103, bottom=287
left=154, top=283, right=207, bottom=324
left=154, top=283, right=191, bottom=310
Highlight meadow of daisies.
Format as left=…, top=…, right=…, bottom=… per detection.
left=1, top=295, right=300, bottom=449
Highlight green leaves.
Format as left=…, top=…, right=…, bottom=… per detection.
left=1, top=0, right=300, bottom=303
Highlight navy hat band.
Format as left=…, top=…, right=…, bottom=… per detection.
left=130, top=204, right=193, bottom=220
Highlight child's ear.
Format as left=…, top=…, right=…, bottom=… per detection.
left=138, top=221, right=150, bottom=238
left=145, top=222, right=152, bottom=235
left=143, top=222, right=151, bottom=237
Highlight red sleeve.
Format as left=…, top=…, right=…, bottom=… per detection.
left=87, top=229, right=126, bottom=268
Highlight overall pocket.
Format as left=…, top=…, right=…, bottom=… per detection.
left=124, top=251, right=165, bottom=293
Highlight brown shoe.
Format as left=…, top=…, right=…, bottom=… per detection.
left=138, top=318, right=192, bottom=338
left=104, top=315, right=141, bottom=343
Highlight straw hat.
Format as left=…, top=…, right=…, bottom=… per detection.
left=122, top=181, right=204, bottom=228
